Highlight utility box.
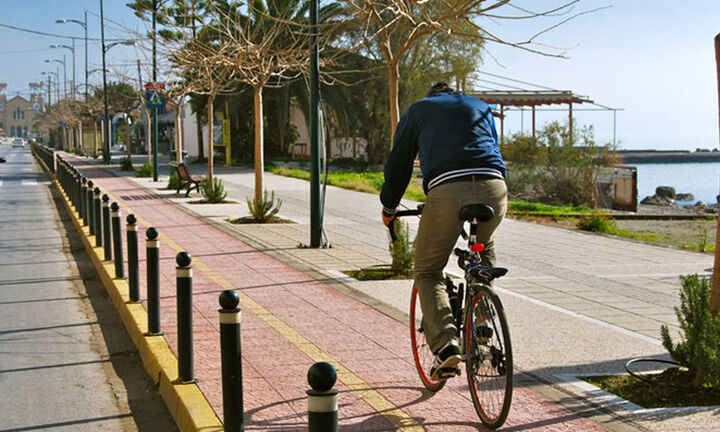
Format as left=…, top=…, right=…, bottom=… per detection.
left=597, top=165, right=637, bottom=211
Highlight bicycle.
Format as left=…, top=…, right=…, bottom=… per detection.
left=390, top=203, right=513, bottom=429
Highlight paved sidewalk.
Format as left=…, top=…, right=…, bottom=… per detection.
left=63, top=155, right=718, bottom=431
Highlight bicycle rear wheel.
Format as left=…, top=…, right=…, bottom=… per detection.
left=410, top=283, right=446, bottom=392
left=465, top=284, right=513, bottom=429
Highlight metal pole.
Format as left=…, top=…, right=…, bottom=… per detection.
left=100, top=0, right=111, bottom=164
left=102, top=194, right=112, bottom=261
left=84, top=11, right=88, bottom=102
left=306, top=362, right=338, bottom=432
left=219, top=290, right=244, bottom=432
left=87, top=180, right=95, bottom=235
left=309, top=0, right=321, bottom=248
left=176, top=252, right=194, bottom=383
left=62, top=54, right=67, bottom=98
left=71, top=39, right=76, bottom=99
left=146, top=227, right=162, bottom=335
left=94, top=188, right=102, bottom=247
left=111, top=202, right=124, bottom=278
left=127, top=214, right=140, bottom=302
left=152, top=0, right=159, bottom=182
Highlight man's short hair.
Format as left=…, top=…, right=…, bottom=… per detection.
left=426, top=82, right=453, bottom=97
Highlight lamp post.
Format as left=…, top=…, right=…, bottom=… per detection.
left=44, top=57, right=66, bottom=98
left=55, top=13, right=87, bottom=101
left=50, top=43, right=76, bottom=100
left=100, top=0, right=135, bottom=166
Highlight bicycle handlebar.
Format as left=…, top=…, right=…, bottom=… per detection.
left=388, top=209, right=422, bottom=242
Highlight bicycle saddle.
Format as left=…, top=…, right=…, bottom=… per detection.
left=459, top=204, right=495, bottom=222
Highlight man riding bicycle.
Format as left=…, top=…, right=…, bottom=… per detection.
left=381, top=82, right=508, bottom=381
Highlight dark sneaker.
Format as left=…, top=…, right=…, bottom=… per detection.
left=430, top=340, right=462, bottom=381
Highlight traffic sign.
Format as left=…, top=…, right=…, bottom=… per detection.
left=145, top=82, right=166, bottom=108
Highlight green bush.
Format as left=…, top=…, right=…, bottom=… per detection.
left=166, top=171, right=180, bottom=190
left=661, top=274, right=720, bottom=387
left=72, top=147, right=85, bottom=156
left=388, top=218, right=415, bottom=272
left=119, top=157, right=133, bottom=171
left=201, top=177, right=228, bottom=203
left=577, top=212, right=615, bottom=233
left=246, top=190, right=282, bottom=222
left=134, top=162, right=153, bottom=178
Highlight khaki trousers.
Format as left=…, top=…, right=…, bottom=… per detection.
left=414, top=177, right=507, bottom=353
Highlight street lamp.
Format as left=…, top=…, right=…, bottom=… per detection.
left=44, top=57, right=66, bottom=98
left=56, top=14, right=88, bottom=101
left=99, top=0, right=136, bottom=166
left=50, top=44, right=75, bottom=99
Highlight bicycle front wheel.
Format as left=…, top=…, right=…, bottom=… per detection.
left=410, top=283, right=446, bottom=392
left=465, top=284, right=513, bottom=429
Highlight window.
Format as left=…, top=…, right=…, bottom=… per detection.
left=13, top=108, right=24, bottom=120
left=10, top=126, right=16, bottom=136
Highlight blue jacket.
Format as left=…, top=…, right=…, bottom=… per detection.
left=380, top=91, right=506, bottom=212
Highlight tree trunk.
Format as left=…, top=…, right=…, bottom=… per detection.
left=175, top=106, right=182, bottom=165
left=125, top=119, right=132, bottom=165
left=93, top=122, right=98, bottom=155
left=196, top=110, right=205, bottom=162
left=207, top=94, right=215, bottom=192
left=387, top=60, right=400, bottom=145
left=254, top=86, right=264, bottom=202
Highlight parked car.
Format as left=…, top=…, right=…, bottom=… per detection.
left=12, top=138, right=25, bottom=148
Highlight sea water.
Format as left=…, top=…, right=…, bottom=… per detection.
left=635, top=162, right=720, bottom=205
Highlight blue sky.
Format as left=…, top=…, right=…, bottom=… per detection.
left=1, top=1, right=718, bottom=151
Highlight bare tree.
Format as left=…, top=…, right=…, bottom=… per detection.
left=339, top=0, right=597, bottom=138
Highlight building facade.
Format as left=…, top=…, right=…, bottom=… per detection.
left=0, top=83, right=44, bottom=138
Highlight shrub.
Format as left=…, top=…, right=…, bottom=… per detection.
left=661, top=274, right=720, bottom=386
left=72, top=147, right=85, bottom=156
left=246, top=190, right=282, bottom=222
left=166, top=171, right=180, bottom=190
left=201, top=177, right=228, bottom=203
left=577, top=212, right=615, bottom=233
left=119, top=156, right=133, bottom=171
left=134, top=162, right=153, bottom=178
left=388, top=218, right=415, bottom=272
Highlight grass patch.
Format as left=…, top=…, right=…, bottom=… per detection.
left=226, top=216, right=294, bottom=224
left=343, top=267, right=413, bottom=281
left=583, top=368, right=720, bottom=408
left=508, top=201, right=591, bottom=215
left=267, top=166, right=425, bottom=202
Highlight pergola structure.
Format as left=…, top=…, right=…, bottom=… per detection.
left=469, top=89, right=593, bottom=145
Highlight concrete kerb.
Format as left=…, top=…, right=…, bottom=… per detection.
left=40, top=157, right=223, bottom=432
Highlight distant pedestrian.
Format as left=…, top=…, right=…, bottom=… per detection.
left=380, top=82, right=508, bottom=380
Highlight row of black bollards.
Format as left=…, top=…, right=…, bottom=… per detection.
left=51, top=156, right=339, bottom=432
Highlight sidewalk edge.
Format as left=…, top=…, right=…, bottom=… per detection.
left=52, top=176, right=223, bottom=432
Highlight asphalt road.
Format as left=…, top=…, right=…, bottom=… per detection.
left=0, top=143, right=177, bottom=431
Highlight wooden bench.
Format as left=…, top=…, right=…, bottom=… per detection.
left=171, top=162, right=205, bottom=197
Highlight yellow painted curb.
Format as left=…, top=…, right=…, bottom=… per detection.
left=50, top=173, right=223, bottom=432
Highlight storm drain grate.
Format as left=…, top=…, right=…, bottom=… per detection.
left=119, top=194, right=158, bottom=201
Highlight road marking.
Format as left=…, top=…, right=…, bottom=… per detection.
left=95, top=182, right=426, bottom=431
left=22, top=179, right=38, bottom=186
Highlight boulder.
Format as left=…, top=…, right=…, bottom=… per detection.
left=655, top=186, right=676, bottom=200
left=641, top=194, right=676, bottom=206
left=675, top=193, right=695, bottom=202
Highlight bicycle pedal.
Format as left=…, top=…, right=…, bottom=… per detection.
left=437, top=366, right=461, bottom=379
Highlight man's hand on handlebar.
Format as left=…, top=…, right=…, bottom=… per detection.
left=381, top=209, right=397, bottom=228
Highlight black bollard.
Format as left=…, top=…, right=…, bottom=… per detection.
left=219, top=290, right=244, bottom=432
left=111, top=202, right=124, bottom=279
left=176, top=252, right=195, bottom=383
left=94, top=187, right=102, bottom=247
left=102, top=194, right=112, bottom=261
left=80, top=177, right=88, bottom=226
left=126, top=214, right=139, bottom=302
left=307, top=362, right=338, bottom=432
left=146, top=227, right=162, bottom=335
left=87, top=180, right=95, bottom=235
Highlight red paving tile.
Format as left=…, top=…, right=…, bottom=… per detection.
left=69, top=159, right=608, bottom=431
